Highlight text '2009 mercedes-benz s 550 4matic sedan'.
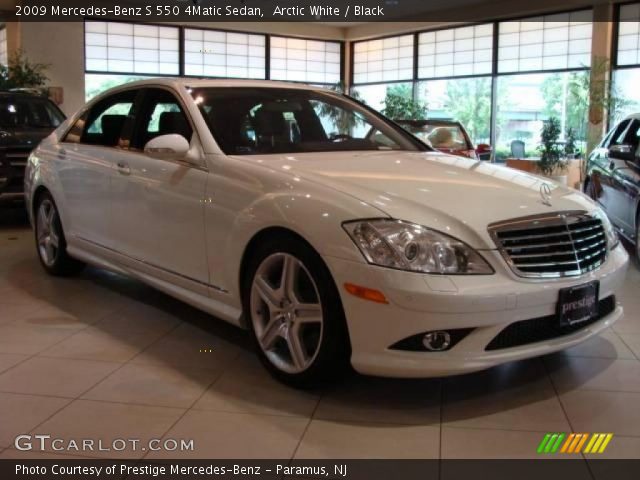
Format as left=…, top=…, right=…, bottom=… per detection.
left=24, top=79, right=628, bottom=386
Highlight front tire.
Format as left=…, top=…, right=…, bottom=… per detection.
left=34, top=192, right=85, bottom=276
left=242, top=234, right=350, bottom=388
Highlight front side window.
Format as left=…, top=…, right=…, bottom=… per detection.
left=608, top=120, right=632, bottom=148
left=190, top=87, right=422, bottom=155
left=0, top=97, right=65, bottom=129
left=65, top=89, right=138, bottom=147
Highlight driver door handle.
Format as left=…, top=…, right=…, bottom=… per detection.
left=116, top=161, right=131, bottom=176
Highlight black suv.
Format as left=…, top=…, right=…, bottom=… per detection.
left=0, top=90, right=65, bottom=204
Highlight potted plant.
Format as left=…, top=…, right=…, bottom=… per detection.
left=564, top=127, right=578, bottom=159
left=381, top=84, right=427, bottom=120
left=0, top=50, right=49, bottom=93
left=538, top=117, right=568, bottom=185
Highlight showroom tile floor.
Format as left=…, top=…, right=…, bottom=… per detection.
left=1, top=207, right=640, bottom=464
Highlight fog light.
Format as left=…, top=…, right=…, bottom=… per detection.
left=422, top=331, right=451, bottom=351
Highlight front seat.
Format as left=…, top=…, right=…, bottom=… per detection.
left=158, top=111, right=192, bottom=141
left=254, top=109, right=289, bottom=150
left=100, top=115, right=127, bottom=147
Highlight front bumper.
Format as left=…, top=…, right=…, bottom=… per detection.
left=325, top=244, right=628, bottom=378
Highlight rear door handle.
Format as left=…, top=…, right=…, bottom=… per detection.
left=116, top=161, right=131, bottom=175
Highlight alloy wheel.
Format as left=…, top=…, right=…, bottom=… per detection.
left=36, top=199, right=60, bottom=267
left=250, top=253, right=324, bottom=374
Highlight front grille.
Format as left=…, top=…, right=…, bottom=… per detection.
left=0, top=147, right=31, bottom=194
left=489, top=211, right=607, bottom=278
left=486, top=295, right=616, bottom=351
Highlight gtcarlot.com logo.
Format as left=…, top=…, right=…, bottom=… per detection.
left=537, top=433, right=613, bottom=454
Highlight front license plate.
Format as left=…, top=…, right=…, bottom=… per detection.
left=557, top=281, right=599, bottom=327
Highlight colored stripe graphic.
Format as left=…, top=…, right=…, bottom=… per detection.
left=537, top=433, right=552, bottom=454
left=598, top=434, right=613, bottom=453
left=584, top=434, right=598, bottom=453
left=568, top=434, right=582, bottom=453
left=575, top=434, right=589, bottom=453
left=539, top=433, right=613, bottom=454
left=551, top=433, right=565, bottom=453
left=560, top=433, right=575, bottom=453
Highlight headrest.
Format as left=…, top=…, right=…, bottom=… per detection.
left=100, top=115, right=127, bottom=146
left=159, top=112, right=191, bottom=140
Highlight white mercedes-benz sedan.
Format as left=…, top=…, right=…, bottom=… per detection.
left=25, top=79, right=628, bottom=386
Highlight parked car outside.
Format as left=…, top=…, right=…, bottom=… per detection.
left=0, top=91, right=65, bottom=205
left=25, top=79, right=627, bottom=386
left=585, top=113, right=640, bottom=260
left=395, top=119, right=492, bottom=160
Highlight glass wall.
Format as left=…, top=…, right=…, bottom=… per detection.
left=612, top=68, right=640, bottom=125
left=351, top=12, right=594, bottom=161
left=497, top=11, right=592, bottom=73
left=184, top=29, right=265, bottom=79
left=612, top=3, right=640, bottom=126
left=416, top=77, right=492, bottom=145
left=270, top=36, right=341, bottom=84
left=85, top=21, right=180, bottom=75
left=352, top=35, right=413, bottom=84
left=351, top=82, right=412, bottom=112
left=84, top=22, right=344, bottom=99
left=85, top=74, right=151, bottom=101
left=493, top=71, right=589, bottom=161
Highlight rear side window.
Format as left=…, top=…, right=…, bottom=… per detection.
left=63, top=90, right=138, bottom=147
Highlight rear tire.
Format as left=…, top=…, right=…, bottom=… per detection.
left=34, top=191, right=85, bottom=276
left=242, top=234, right=350, bottom=388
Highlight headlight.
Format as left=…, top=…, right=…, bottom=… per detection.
left=343, top=219, right=494, bottom=274
left=593, top=208, right=619, bottom=250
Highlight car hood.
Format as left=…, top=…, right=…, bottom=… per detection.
left=235, top=150, right=595, bottom=248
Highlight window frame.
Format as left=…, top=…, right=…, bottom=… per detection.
left=62, top=87, right=141, bottom=148
left=84, top=20, right=181, bottom=77
left=83, top=20, right=345, bottom=87
left=129, top=86, right=196, bottom=152
left=614, top=1, right=640, bottom=70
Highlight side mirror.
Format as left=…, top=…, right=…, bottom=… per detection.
left=609, top=143, right=635, bottom=161
left=476, top=143, right=492, bottom=153
left=144, top=134, right=190, bottom=161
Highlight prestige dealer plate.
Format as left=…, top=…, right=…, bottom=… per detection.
left=557, top=281, right=600, bottom=327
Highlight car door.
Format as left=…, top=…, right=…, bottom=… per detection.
left=109, top=87, right=209, bottom=289
left=593, top=119, right=631, bottom=227
left=603, top=120, right=639, bottom=230
left=57, top=88, right=139, bottom=248
left=609, top=119, right=640, bottom=233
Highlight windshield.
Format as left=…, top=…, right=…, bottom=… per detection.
left=402, top=123, right=470, bottom=150
left=190, top=87, right=423, bottom=155
left=0, top=97, right=65, bottom=129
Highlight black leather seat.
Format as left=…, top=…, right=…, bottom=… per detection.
left=254, top=109, right=288, bottom=149
left=100, top=114, right=127, bottom=146
left=158, top=112, right=192, bottom=141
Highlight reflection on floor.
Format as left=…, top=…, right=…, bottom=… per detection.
left=1, top=206, right=640, bottom=465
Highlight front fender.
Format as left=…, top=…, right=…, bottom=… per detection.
left=203, top=155, right=386, bottom=302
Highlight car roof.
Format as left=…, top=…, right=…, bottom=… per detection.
left=105, top=77, right=332, bottom=92
left=624, top=113, right=640, bottom=121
